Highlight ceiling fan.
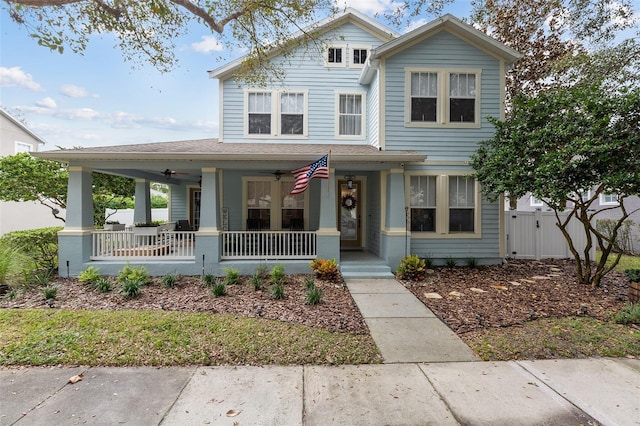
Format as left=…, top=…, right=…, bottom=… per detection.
left=161, top=169, right=189, bottom=178
left=260, top=170, right=287, bottom=180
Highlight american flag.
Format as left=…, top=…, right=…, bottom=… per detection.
left=290, top=154, right=329, bottom=194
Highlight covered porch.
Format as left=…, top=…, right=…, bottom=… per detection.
left=35, top=140, right=425, bottom=277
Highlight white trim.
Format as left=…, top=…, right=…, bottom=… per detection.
left=379, top=58, right=386, bottom=150
left=243, top=89, right=309, bottom=138
left=242, top=177, right=309, bottom=230
left=325, top=44, right=346, bottom=68
left=404, top=67, right=482, bottom=128
left=405, top=170, right=482, bottom=239
left=218, top=80, right=224, bottom=142
left=15, top=141, right=32, bottom=153
left=599, top=192, right=619, bottom=206
left=334, top=90, right=367, bottom=140
left=348, top=44, right=371, bottom=69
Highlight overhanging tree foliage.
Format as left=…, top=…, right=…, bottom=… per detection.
left=0, top=153, right=135, bottom=226
left=471, top=83, right=640, bottom=287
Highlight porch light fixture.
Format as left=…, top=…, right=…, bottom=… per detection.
left=344, top=174, right=355, bottom=189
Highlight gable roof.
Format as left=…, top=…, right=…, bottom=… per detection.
left=1, top=109, right=46, bottom=145
left=371, top=14, right=521, bottom=64
left=208, top=8, right=398, bottom=81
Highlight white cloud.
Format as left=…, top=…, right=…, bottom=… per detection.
left=0, top=66, right=42, bottom=91
left=35, top=97, right=57, bottom=109
left=405, top=18, right=428, bottom=34
left=191, top=35, right=225, bottom=54
left=336, top=0, right=399, bottom=15
left=60, top=84, right=99, bottom=98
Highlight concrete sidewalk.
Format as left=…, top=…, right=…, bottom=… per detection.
left=346, top=278, right=478, bottom=363
left=2, top=359, right=639, bottom=425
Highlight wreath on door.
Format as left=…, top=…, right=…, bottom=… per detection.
left=341, top=194, right=357, bottom=210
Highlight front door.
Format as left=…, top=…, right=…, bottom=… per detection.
left=338, top=180, right=361, bottom=248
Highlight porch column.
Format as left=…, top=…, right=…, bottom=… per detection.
left=381, top=168, right=408, bottom=270
left=316, top=168, right=340, bottom=260
left=133, top=179, right=152, bottom=224
left=58, top=166, right=93, bottom=277
left=196, top=167, right=220, bottom=274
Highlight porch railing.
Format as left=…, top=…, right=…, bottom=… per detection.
left=221, top=231, right=317, bottom=260
left=91, top=230, right=196, bottom=260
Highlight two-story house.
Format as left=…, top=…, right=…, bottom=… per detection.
left=35, top=9, right=520, bottom=277
left=0, top=109, right=64, bottom=236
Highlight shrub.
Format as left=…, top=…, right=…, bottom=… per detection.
left=42, top=286, right=57, bottom=300
left=466, top=258, right=479, bottom=268
left=251, top=274, right=262, bottom=291
left=445, top=257, right=458, bottom=268
left=161, top=273, right=178, bottom=288
left=396, top=255, right=426, bottom=281
left=224, top=268, right=240, bottom=285
left=272, top=282, right=285, bottom=299
left=0, top=245, right=27, bottom=285
left=255, top=264, right=268, bottom=279
left=202, top=273, right=216, bottom=287
left=0, top=227, right=62, bottom=274
left=117, top=265, right=149, bottom=285
left=95, top=278, right=112, bottom=293
left=306, top=286, right=323, bottom=305
left=304, top=277, right=316, bottom=290
left=309, top=258, right=341, bottom=282
left=211, top=279, right=226, bottom=297
left=270, top=264, right=286, bottom=285
left=612, top=303, right=640, bottom=324
left=625, top=269, right=640, bottom=282
left=24, top=268, right=54, bottom=287
left=596, top=218, right=635, bottom=253
left=423, top=255, right=434, bottom=269
left=78, top=266, right=101, bottom=285
left=121, top=278, right=142, bottom=298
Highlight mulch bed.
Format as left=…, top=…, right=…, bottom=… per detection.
left=399, top=259, right=630, bottom=334
left=0, top=275, right=368, bottom=335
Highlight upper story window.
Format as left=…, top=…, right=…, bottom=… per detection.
left=336, top=92, right=366, bottom=138
left=247, top=92, right=272, bottom=135
left=245, top=90, right=307, bottom=138
left=15, top=141, right=32, bottom=153
left=280, top=93, right=304, bottom=135
left=351, top=48, right=368, bottom=67
left=405, top=68, right=481, bottom=128
left=410, top=72, right=438, bottom=122
left=449, top=73, right=476, bottom=123
left=326, top=46, right=345, bottom=67
left=600, top=192, right=619, bottom=205
left=530, top=196, right=545, bottom=207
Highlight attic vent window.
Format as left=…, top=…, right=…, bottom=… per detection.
left=352, top=49, right=367, bottom=65
left=328, top=47, right=343, bottom=64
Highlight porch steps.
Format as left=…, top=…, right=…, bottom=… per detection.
left=340, top=261, right=395, bottom=279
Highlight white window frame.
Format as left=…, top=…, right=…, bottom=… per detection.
left=349, top=45, right=370, bottom=69
left=406, top=172, right=482, bottom=239
left=599, top=192, right=619, bottom=206
left=335, top=91, right=366, bottom=140
left=530, top=196, right=545, bottom=207
left=325, top=44, right=346, bottom=68
left=244, top=89, right=308, bottom=138
left=404, top=67, right=481, bottom=129
left=15, top=141, right=32, bottom=153
left=242, top=177, right=309, bottom=230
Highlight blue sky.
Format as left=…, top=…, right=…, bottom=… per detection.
left=0, top=1, right=472, bottom=149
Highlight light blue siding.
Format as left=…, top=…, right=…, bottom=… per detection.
left=384, top=31, right=502, bottom=161
left=221, top=23, right=388, bottom=144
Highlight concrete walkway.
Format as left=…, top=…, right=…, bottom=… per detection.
left=346, top=278, right=478, bottom=363
left=2, top=359, right=639, bottom=425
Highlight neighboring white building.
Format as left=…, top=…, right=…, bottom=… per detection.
left=0, top=109, right=64, bottom=235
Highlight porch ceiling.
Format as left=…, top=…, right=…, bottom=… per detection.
left=33, top=139, right=427, bottom=185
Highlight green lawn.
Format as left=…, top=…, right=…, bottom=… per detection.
left=0, top=309, right=382, bottom=366
left=597, top=251, right=640, bottom=272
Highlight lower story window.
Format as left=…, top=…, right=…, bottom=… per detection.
left=246, top=179, right=306, bottom=230
left=408, top=174, right=480, bottom=236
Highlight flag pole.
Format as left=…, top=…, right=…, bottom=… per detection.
left=327, top=150, right=332, bottom=193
